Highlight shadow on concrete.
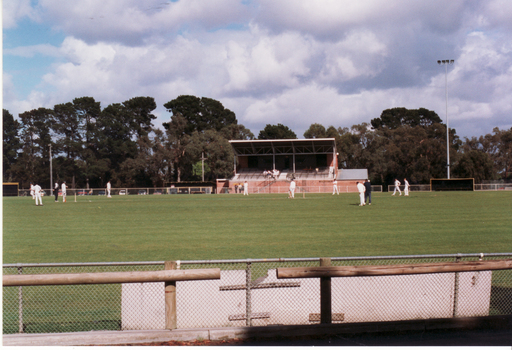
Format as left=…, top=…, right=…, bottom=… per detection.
left=235, top=315, right=511, bottom=347
left=236, top=327, right=511, bottom=346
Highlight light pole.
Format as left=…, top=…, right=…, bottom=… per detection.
left=200, top=152, right=207, bottom=182
left=49, top=144, right=53, bottom=196
left=437, top=59, right=454, bottom=179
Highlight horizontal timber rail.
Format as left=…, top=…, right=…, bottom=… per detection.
left=276, top=259, right=512, bottom=279
left=3, top=268, right=221, bottom=287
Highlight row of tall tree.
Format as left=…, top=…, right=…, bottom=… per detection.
left=3, top=96, right=512, bottom=189
left=3, top=95, right=254, bottom=189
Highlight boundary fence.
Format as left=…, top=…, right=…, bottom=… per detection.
left=3, top=253, right=511, bottom=334
left=17, top=187, right=213, bottom=197
left=256, top=185, right=383, bottom=194
left=14, top=183, right=511, bottom=197
left=387, top=184, right=512, bottom=192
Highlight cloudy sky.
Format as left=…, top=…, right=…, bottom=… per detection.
left=3, top=0, right=512, bottom=139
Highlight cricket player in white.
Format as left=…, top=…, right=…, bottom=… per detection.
left=34, top=183, right=43, bottom=206
left=30, top=182, right=35, bottom=199
left=356, top=181, right=366, bottom=206
left=404, top=178, right=410, bottom=196
left=107, top=181, right=112, bottom=198
left=289, top=179, right=296, bottom=198
left=392, top=179, right=402, bottom=196
left=332, top=179, right=339, bottom=195
left=61, top=181, right=67, bottom=202
left=243, top=181, right=249, bottom=195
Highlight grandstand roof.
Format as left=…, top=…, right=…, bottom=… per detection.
left=229, top=138, right=336, bottom=156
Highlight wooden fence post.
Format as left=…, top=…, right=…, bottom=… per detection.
left=320, top=257, right=331, bottom=324
left=165, top=261, right=177, bottom=330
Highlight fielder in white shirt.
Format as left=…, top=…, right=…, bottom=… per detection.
left=404, top=178, right=410, bottom=196
left=289, top=179, right=296, bottom=199
left=356, top=182, right=366, bottom=206
left=243, top=181, right=249, bottom=196
left=107, top=181, right=112, bottom=198
left=61, top=181, right=67, bottom=202
left=332, top=179, right=339, bottom=195
left=392, top=179, right=402, bottom=196
left=34, top=183, right=43, bottom=206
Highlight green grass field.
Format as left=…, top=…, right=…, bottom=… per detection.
left=3, top=191, right=512, bottom=263
left=3, top=191, right=512, bottom=334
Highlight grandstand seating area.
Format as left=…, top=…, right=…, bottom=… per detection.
left=233, top=167, right=333, bottom=181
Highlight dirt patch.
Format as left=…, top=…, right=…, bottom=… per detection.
left=108, top=338, right=246, bottom=346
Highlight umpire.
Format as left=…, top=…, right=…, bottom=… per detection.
left=364, top=179, right=372, bottom=205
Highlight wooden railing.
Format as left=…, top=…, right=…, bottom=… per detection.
left=3, top=263, right=220, bottom=330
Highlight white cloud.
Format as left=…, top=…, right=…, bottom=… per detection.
left=4, top=44, right=62, bottom=58
left=256, top=0, right=469, bottom=38
left=3, top=0, right=512, bottom=140
left=2, top=0, right=38, bottom=29
left=37, top=0, right=249, bottom=45
left=222, top=26, right=313, bottom=94
left=481, top=0, right=512, bottom=30
left=319, top=30, right=387, bottom=83
left=240, top=84, right=400, bottom=136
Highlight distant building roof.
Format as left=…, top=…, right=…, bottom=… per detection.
left=337, top=169, right=368, bottom=180
left=229, top=138, right=336, bottom=156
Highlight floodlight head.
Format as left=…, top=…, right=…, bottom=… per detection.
left=437, top=60, right=441, bottom=64
left=450, top=59, right=454, bottom=64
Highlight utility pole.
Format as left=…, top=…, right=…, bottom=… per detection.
left=200, top=152, right=207, bottom=182
left=49, top=145, right=53, bottom=196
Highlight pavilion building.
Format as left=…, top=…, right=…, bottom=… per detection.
left=217, top=138, right=367, bottom=194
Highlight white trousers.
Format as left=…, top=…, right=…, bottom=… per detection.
left=35, top=193, right=42, bottom=205
left=393, top=186, right=402, bottom=195
left=359, top=192, right=365, bottom=205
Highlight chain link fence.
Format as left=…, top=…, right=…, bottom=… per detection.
left=17, top=187, right=213, bottom=197
left=3, top=253, right=512, bottom=334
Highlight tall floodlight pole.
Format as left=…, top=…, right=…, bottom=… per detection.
left=437, top=59, right=454, bottom=179
left=49, top=144, right=53, bottom=196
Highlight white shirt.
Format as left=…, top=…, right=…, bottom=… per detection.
left=290, top=181, right=296, bottom=190
left=357, top=182, right=365, bottom=193
left=34, top=184, right=41, bottom=194
left=62, top=183, right=67, bottom=193
left=107, top=182, right=111, bottom=190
